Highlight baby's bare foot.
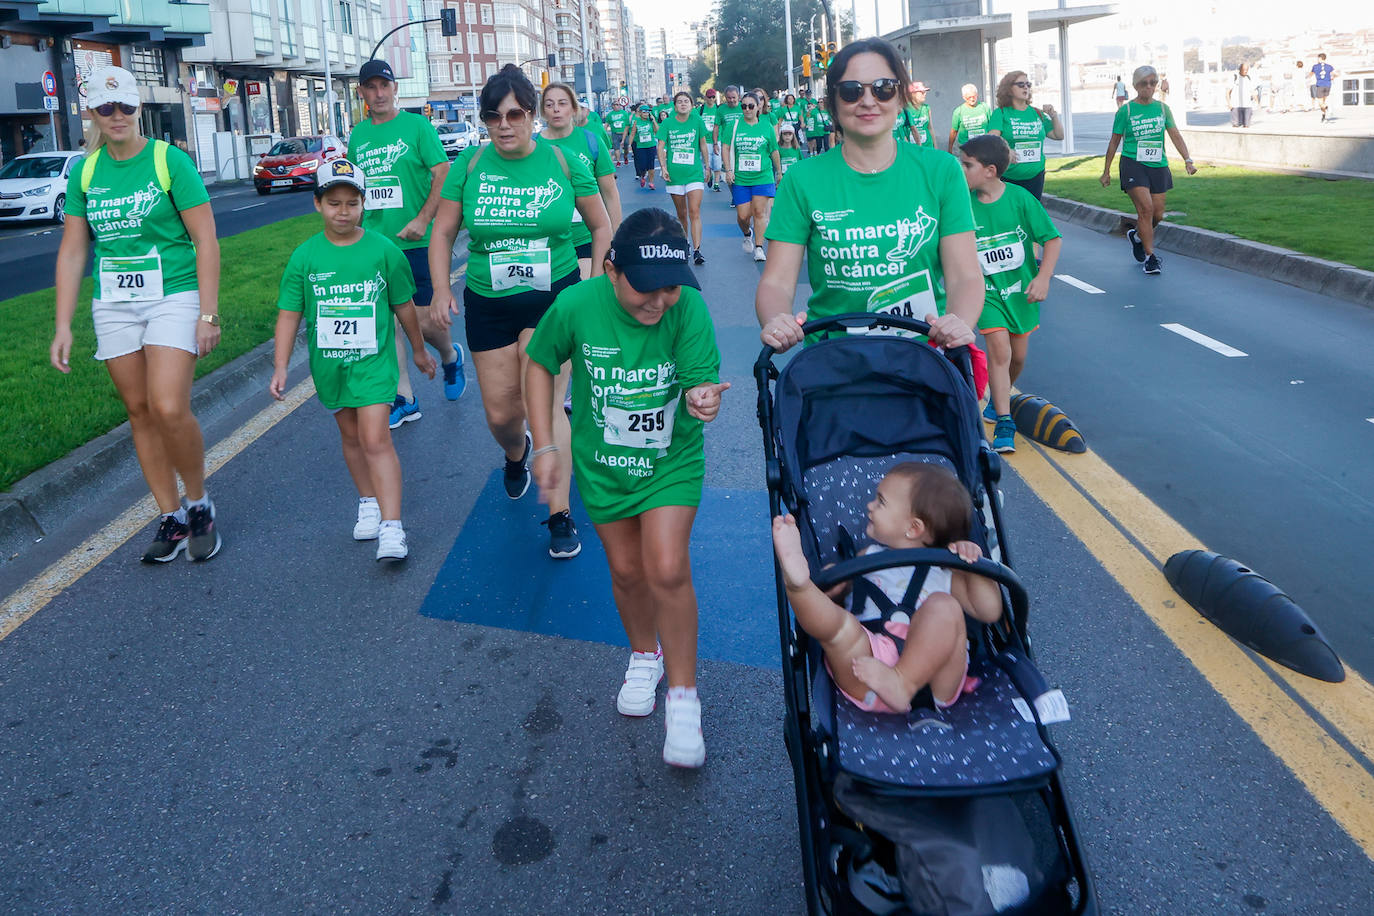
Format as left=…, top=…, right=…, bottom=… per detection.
left=852, top=657, right=914, bottom=712
left=772, top=515, right=812, bottom=590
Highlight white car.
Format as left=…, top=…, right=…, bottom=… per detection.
left=435, top=122, right=480, bottom=157
left=0, top=151, right=84, bottom=224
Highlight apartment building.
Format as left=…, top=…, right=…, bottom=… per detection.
left=551, top=0, right=604, bottom=96
left=415, top=0, right=499, bottom=124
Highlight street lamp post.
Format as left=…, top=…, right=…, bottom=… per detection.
left=784, top=0, right=795, bottom=92
left=578, top=0, right=595, bottom=111
left=318, top=0, right=335, bottom=135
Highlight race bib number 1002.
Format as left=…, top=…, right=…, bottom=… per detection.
left=364, top=175, right=404, bottom=210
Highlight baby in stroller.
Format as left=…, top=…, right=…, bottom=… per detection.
left=772, top=462, right=1004, bottom=714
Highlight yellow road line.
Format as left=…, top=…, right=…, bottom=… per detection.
left=1003, top=433, right=1374, bottom=858
left=0, top=378, right=316, bottom=643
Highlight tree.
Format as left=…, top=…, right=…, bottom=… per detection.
left=713, top=0, right=831, bottom=92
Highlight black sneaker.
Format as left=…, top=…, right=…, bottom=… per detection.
left=1143, top=253, right=1162, bottom=275
left=693, top=248, right=705, bottom=265
left=1127, top=227, right=1147, bottom=262
left=186, top=499, right=221, bottom=561
left=542, top=510, right=582, bottom=558
left=141, top=514, right=189, bottom=563
left=503, top=432, right=532, bottom=499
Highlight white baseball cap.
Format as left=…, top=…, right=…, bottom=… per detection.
left=86, top=66, right=140, bottom=109
left=316, top=158, right=366, bottom=194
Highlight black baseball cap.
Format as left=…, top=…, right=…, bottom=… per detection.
left=359, top=59, right=396, bottom=84
left=608, top=235, right=700, bottom=292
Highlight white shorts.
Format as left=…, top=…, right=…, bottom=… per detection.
left=666, top=182, right=706, bottom=195
left=92, top=290, right=201, bottom=361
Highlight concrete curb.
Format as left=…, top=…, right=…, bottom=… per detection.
left=1041, top=194, right=1374, bottom=309
left=0, top=335, right=307, bottom=566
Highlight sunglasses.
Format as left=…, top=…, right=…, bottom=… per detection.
left=741, top=103, right=757, bottom=110
left=94, top=102, right=138, bottom=117
left=480, top=107, right=529, bottom=127
left=1012, top=81, right=1033, bottom=89
left=835, top=79, right=901, bottom=103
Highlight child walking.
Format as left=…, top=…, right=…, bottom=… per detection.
left=524, top=208, right=728, bottom=767
left=777, top=124, right=803, bottom=178
left=958, top=134, right=1062, bottom=454
left=772, top=463, right=1003, bottom=714
left=270, top=159, right=437, bottom=561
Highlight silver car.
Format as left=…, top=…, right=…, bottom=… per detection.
left=0, top=151, right=84, bottom=224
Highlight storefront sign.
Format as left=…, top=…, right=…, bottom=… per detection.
left=223, top=79, right=239, bottom=96
left=247, top=81, right=262, bottom=96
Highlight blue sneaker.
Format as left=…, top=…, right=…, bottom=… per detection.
left=389, top=395, right=421, bottom=429
left=993, top=417, right=1016, bottom=453
left=442, top=344, right=467, bottom=401
left=982, top=403, right=998, bottom=424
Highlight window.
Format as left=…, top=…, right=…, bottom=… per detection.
left=480, top=4, right=492, bottom=24
left=449, top=33, right=462, bottom=52
left=128, top=46, right=166, bottom=87
left=427, top=30, right=447, bottom=51
left=465, top=1, right=476, bottom=22
left=496, top=33, right=513, bottom=54
left=251, top=0, right=273, bottom=54
left=452, top=62, right=466, bottom=83
left=338, top=0, right=354, bottom=35
left=467, top=31, right=479, bottom=53
left=278, top=0, right=298, bottom=56
left=483, top=33, right=495, bottom=54
left=429, top=59, right=448, bottom=82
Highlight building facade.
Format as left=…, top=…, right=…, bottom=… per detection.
left=414, top=0, right=499, bottom=125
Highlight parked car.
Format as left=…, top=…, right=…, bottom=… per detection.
left=253, top=135, right=345, bottom=195
left=0, top=151, right=84, bottom=224
left=435, top=122, right=480, bottom=157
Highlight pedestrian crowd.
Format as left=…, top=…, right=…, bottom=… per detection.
left=51, top=42, right=1211, bottom=769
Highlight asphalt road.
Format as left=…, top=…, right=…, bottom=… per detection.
left=1, top=163, right=1371, bottom=913
left=0, top=181, right=317, bottom=299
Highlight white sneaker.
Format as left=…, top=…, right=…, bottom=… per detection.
left=663, top=692, right=706, bottom=768
left=616, top=652, right=664, bottom=716
left=353, top=500, right=381, bottom=540
left=375, top=523, right=408, bottom=561
left=753, top=245, right=767, bottom=262
left=741, top=234, right=754, bottom=254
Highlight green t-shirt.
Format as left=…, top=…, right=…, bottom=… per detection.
left=725, top=118, right=778, bottom=186
left=907, top=104, right=934, bottom=147
left=539, top=128, right=613, bottom=248
left=440, top=142, right=597, bottom=297
left=778, top=146, right=802, bottom=177
left=583, top=109, right=611, bottom=147
left=716, top=103, right=743, bottom=139
left=1112, top=100, right=1175, bottom=167
left=276, top=229, right=416, bottom=409
left=652, top=103, right=671, bottom=123
left=766, top=144, right=977, bottom=336
left=632, top=113, right=659, bottom=148
left=656, top=113, right=709, bottom=185
left=777, top=104, right=804, bottom=130
left=525, top=274, right=721, bottom=524
left=951, top=102, right=993, bottom=145
left=605, top=108, right=632, bottom=137
left=804, top=108, right=832, bottom=137
left=986, top=106, right=1055, bottom=180
left=347, top=111, right=448, bottom=251
left=64, top=140, right=210, bottom=298
left=970, top=183, right=1060, bottom=334
left=698, top=104, right=720, bottom=136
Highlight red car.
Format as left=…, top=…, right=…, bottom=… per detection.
left=253, top=134, right=345, bottom=194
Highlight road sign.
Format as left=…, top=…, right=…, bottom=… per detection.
left=44, top=96, right=60, bottom=111
left=42, top=71, right=57, bottom=96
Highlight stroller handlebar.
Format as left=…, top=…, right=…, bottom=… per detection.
left=752, top=312, right=975, bottom=388
left=807, top=547, right=1029, bottom=622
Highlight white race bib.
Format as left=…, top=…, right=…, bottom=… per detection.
left=858, top=271, right=939, bottom=339
left=1013, top=142, right=1042, bottom=164
left=99, top=254, right=164, bottom=302
left=364, top=175, right=404, bottom=210
left=315, top=301, right=378, bottom=351
left=738, top=153, right=762, bottom=172
left=490, top=248, right=552, bottom=292
left=977, top=231, right=1027, bottom=276
left=603, top=391, right=678, bottom=450
left=672, top=149, right=695, bottom=165
left=1136, top=141, right=1164, bottom=164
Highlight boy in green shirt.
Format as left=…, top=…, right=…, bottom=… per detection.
left=270, top=160, right=437, bottom=561
left=958, top=136, right=1062, bottom=455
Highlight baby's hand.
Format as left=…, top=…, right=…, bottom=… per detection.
left=948, top=540, right=983, bottom=564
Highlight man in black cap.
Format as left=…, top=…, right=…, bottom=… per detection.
left=349, top=58, right=467, bottom=429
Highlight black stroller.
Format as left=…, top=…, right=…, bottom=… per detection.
left=754, top=314, right=1096, bottom=915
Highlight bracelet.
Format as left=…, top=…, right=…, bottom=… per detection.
left=199, top=313, right=219, bottom=326
left=1184, top=158, right=1194, bottom=163
left=531, top=445, right=559, bottom=458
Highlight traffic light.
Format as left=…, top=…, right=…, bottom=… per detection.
left=802, top=53, right=811, bottom=78
left=825, top=42, right=836, bottom=66
left=814, top=42, right=828, bottom=71
left=547, top=53, right=557, bottom=69
left=439, top=8, right=457, bottom=36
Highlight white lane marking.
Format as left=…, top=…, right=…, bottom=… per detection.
left=1367, top=418, right=1374, bottom=425
left=1056, top=274, right=1105, bottom=294
left=232, top=201, right=270, bottom=212
left=1160, top=323, right=1248, bottom=358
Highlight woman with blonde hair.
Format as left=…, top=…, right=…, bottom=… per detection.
left=50, top=66, right=224, bottom=563
left=540, top=82, right=623, bottom=279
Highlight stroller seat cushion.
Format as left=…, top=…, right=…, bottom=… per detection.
left=831, top=656, right=1059, bottom=790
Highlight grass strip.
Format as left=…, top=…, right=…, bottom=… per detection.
left=1043, top=156, right=1374, bottom=271
left=1, top=212, right=320, bottom=491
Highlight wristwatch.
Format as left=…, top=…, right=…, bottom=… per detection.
left=199, top=314, right=220, bottom=326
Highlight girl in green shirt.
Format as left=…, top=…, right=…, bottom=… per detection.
left=525, top=208, right=727, bottom=769
left=541, top=82, right=624, bottom=278
left=629, top=105, right=660, bottom=190
left=655, top=91, right=711, bottom=265
left=777, top=124, right=803, bottom=176
left=52, top=66, right=225, bottom=564
left=724, top=92, right=781, bottom=263
left=986, top=69, right=1063, bottom=200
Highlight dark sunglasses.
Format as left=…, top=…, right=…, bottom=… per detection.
left=835, top=79, right=901, bottom=103
left=741, top=103, right=757, bottom=110
left=1012, top=81, right=1033, bottom=89
left=480, top=107, right=529, bottom=126
left=94, top=102, right=138, bottom=117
